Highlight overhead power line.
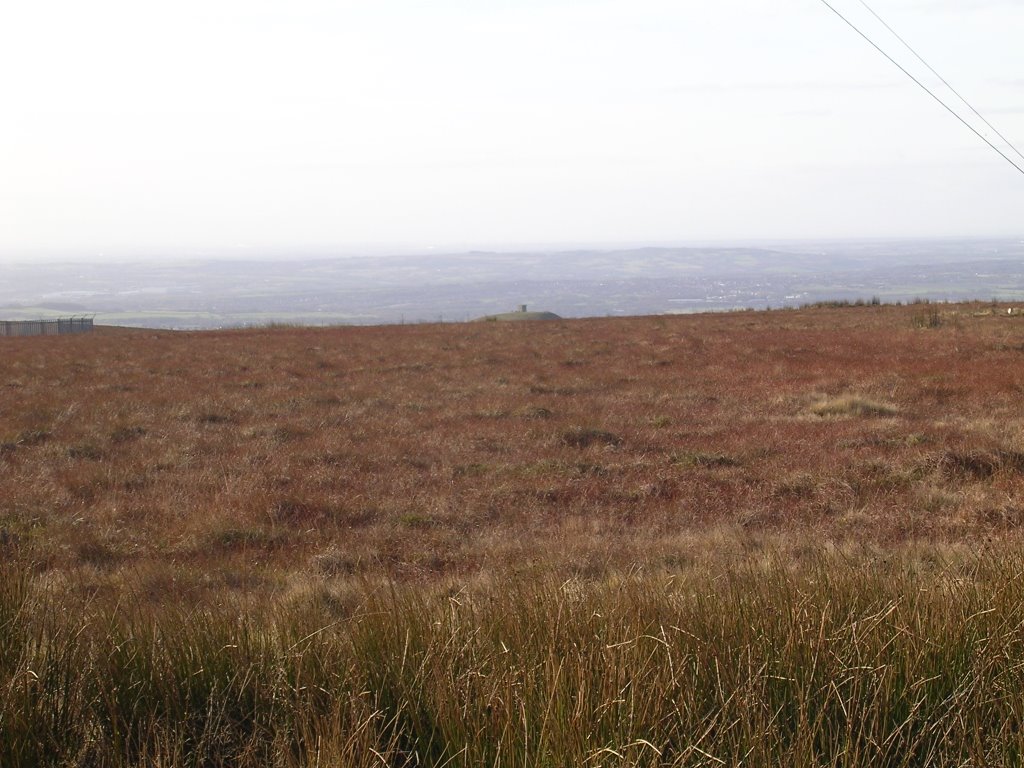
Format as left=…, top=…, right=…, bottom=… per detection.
left=816, top=0, right=1024, bottom=178
left=855, top=0, right=1024, bottom=164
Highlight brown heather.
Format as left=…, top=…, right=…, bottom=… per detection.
left=4, top=302, right=1024, bottom=765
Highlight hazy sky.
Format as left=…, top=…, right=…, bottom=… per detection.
left=2, top=0, right=1022, bottom=259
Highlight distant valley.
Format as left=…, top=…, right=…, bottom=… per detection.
left=2, top=238, right=1023, bottom=329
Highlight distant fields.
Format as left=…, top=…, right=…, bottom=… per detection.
left=0, top=306, right=371, bottom=329
left=5, top=303, right=1024, bottom=765
left=5, top=240, right=1024, bottom=328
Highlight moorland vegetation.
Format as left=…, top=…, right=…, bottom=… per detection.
left=4, top=302, right=1024, bottom=765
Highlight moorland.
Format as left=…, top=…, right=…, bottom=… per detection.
left=5, top=302, right=1024, bottom=766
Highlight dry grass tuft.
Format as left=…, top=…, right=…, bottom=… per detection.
left=935, top=449, right=1024, bottom=481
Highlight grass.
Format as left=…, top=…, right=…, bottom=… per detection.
left=7, top=549, right=1024, bottom=766
left=4, top=301, right=1024, bottom=764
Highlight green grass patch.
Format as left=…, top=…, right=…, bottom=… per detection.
left=811, top=395, right=899, bottom=418
left=672, top=450, right=741, bottom=468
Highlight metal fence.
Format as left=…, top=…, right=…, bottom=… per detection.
left=0, top=317, right=94, bottom=337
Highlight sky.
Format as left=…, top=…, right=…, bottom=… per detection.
left=2, top=0, right=1023, bottom=260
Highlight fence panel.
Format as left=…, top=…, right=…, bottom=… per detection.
left=0, top=318, right=95, bottom=338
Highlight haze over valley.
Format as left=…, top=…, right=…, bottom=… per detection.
left=2, top=238, right=1022, bottom=329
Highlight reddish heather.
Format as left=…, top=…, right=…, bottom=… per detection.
left=2, top=303, right=1022, bottom=596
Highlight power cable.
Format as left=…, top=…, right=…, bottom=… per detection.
left=816, top=0, right=1024, bottom=177
left=856, top=0, right=1024, bottom=164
